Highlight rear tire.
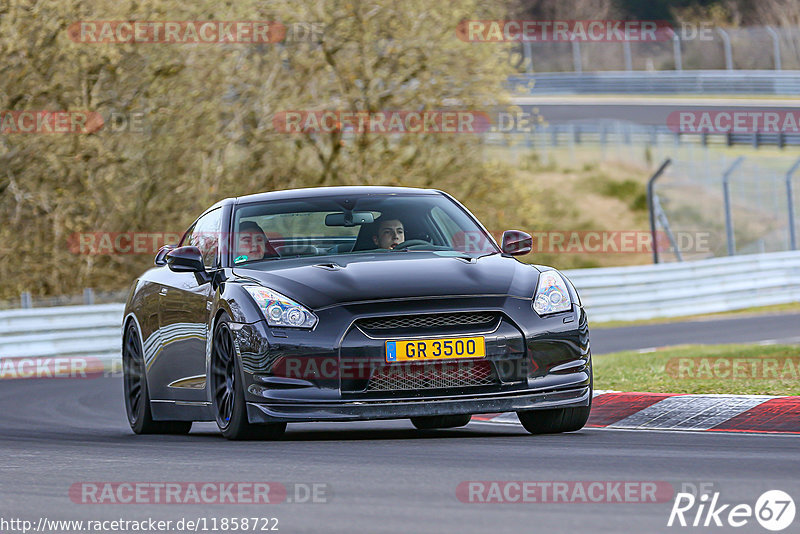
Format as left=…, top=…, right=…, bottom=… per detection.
left=410, top=414, right=471, bottom=430
left=123, top=323, right=192, bottom=435
left=211, top=314, right=286, bottom=441
left=516, top=405, right=591, bottom=435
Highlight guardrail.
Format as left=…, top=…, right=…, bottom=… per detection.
left=508, top=71, right=800, bottom=95
left=1, top=251, right=799, bottom=365
left=564, top=250, right=800, bottom=321
left=0, top=303, right=123, bottom=362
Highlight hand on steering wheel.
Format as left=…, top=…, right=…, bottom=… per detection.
left=392, top=239, right=431, bottom=250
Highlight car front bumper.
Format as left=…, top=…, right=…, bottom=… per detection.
left=229, top=295, right=592, bottom=424
left=245, top=383, right=591, bottom=423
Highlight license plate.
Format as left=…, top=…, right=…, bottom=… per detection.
left=385, top=337, right=485, bottom=363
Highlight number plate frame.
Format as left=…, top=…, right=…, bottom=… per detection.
left=385, top=336, right=486, bottom=363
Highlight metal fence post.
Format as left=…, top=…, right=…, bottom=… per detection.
left=84, top=288, right=95, bottom=305
left=20, top=291, right=32, bottom=309
left=786, top=157, right=800, bottom=250
left=672, top=33, right=682, bottom=71
left=717, top=28, right=733, bottom=70
left=568, top=124, right=576, bottom=162
left=523, top=41, right=534, bottom=74
left=653, top=195, right=684, bottom=262
left=765, top=26, right=782, bottom=70
left=647, top=158, right=672, bottom=264
left=723, top=157, right=745, bottom=256
left=623, top=41, right=633, bottom=71
left=572, top=41, right=582, bottom=73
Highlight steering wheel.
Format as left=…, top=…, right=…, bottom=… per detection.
left=392, top=239, right=432, bottom=250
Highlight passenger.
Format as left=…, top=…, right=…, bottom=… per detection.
left=235, top=221, right=277, bottom=262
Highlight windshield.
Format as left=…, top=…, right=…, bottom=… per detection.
left=230, top=193, right=498, bottom=265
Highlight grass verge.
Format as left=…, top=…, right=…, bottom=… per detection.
left=593, top=343, right=800, bottom=395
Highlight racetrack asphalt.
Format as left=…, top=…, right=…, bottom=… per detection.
left=590, top=312, right=800, bottom=354
left=510, top=96, right=800, bottom=126
left=1, top=377, right=798, bottom=533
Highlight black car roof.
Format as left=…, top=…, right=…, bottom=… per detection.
left=231, top=186, right=440, bottom=205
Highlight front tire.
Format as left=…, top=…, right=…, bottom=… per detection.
left=516, top=405, right=591, bottom=434
left=123, top=323, right=192, bottom=435
left=410, top=414, right=472, bottom=430
left=210, top=314, right=286, bottom=441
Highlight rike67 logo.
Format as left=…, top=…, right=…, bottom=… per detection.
left=668, top=489, right=795, bottom=531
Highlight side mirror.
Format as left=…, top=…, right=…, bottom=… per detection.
left=154, top=245, right=176, bottom=266
left=166, top=246, right=206, bottom=273
left=501, top=230, right=532, bottom=256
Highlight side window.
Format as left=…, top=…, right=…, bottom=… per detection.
left=430, top=206, right=494, bottom=253
left=430, top=207, right=461, bottom=247
left=184, top=209, right=222, bottom=269
left=179, top=224, right=195, bottom=247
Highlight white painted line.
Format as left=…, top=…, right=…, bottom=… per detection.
left=772, top=336, right=800, bottom=344
left=593, top=390, right=618, bottom=397
left=582, top=426, right=800, bottom=437
left=470, top=419, right=800, bottom=436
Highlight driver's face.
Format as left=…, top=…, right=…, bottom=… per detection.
left=237, top=231, right=267, bottom=260
left=373, top=219, right=404, bottom=249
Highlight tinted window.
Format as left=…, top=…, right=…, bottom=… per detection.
left=183, top=208, right=222, bottom=269
left=231, top=193, right=498, bottom=265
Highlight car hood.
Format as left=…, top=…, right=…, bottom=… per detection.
left=232, top=252, right=540, bottom=310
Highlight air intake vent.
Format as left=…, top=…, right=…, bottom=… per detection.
left=358, top=312, right=498, bottom=331
left=366, top=360, right=497, bottom=391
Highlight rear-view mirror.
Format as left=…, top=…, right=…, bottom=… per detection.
left=325, top=211, right=375, bottom=227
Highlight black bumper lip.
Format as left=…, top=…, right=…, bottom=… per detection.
left=245, top=385, right=591, bottom=423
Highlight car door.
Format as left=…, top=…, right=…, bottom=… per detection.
left=149, top=208, right=223, bottom=402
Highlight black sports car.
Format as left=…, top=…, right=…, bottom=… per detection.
left=122, top=186, right=592, bottom=439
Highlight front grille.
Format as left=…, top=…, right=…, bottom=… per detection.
left=358, top=312, right=498, bottom=331
left=366, top=360, right=498, bottom=391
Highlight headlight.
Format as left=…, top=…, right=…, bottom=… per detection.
left=243, top=286, right=318, bottom=329
left=532, top=270, right=572, bottom=315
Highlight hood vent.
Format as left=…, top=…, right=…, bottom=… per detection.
left=313, top=263, right=344, bottom=271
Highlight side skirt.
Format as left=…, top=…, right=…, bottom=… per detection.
left=150, top=399, right=214, bottom=422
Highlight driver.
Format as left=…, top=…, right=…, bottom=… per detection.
left=372, top=217, right=405, bottom=250
left=235, top=221, right=277, bottom=262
